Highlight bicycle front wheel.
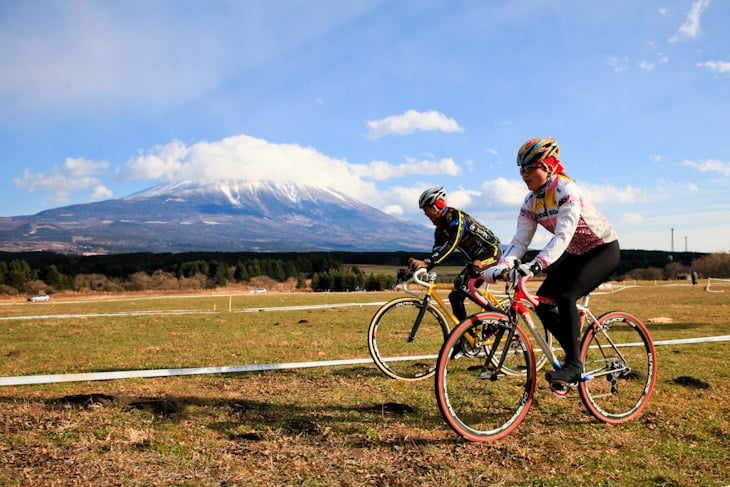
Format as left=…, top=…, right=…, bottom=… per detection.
left=578, top=311, right=657, bottom=423
left=435, top=312, right=536, bottom=441
left=367, top=297, right=450, bottom=381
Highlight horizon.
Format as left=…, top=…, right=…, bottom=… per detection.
left=0, top=178, right=713, bottom=255
left=1, top=1, right=728, bottom=253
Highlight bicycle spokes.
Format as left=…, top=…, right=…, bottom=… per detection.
left=435, top=314, right=537, bottom=442
left=578, top=312, right=657, bottom=424
left=367, top=297, right=450, bottom=381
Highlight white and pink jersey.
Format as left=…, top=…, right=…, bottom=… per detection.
left=501, top=174, right=618, bottom=269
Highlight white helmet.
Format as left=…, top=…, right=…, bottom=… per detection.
left=418, top=186, right=447, bottom=209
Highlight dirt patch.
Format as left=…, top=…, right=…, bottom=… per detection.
left=124, top=398, right=181, bottom=417
left=672, top=376, right=711, bottom=389
left=359, top=402, right=414, bottom=415
left=47, top=393, right=115, bottom=408
left=284, top=418, right=323, bottom=436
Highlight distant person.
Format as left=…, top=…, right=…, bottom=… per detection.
left=408, top=186, right=501, bottom=322
left=485, top=138, right=620, bottom=386
left=691, top=270, right=698, bottom=286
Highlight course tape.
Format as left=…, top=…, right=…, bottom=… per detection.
left=1, top=335, right=728, bottom=387
left=0, top=302, right=386, bottom=321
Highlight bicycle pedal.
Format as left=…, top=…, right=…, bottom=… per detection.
left=549, top=382, right=572, bottom=398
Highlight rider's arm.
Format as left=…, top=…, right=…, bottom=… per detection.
left=427, top=208, right=463, bottom=268
left=500, top=198, right=537, bottom=269
left=408, top=257, right=428, bottom=270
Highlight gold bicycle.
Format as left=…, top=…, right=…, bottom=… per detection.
left=367, top=268, right=552, bottom=381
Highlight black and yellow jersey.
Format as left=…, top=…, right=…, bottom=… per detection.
left=424, top=207, right=500, bottom=269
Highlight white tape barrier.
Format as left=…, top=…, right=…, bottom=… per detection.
left=1, top=335, right=728, bottom=387
left=0, top=302, right=386, bottom=321
left=0, top=358, right=375, bottom=387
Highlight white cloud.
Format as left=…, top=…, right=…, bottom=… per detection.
left=119, top=134, right=382, bottom=201
left=0, top=2, right=378, bottom=117
left=638, top=60, right=655, bottom=71
left=381, top=184, right=481, bottom=223
left=367, top=110, right=463, bottom=139
left=91, top=185, right=113, bottom=200
left=448, top=188, right=481, bottom=210
left=696, top=60, right=730, bottom=75
left=580, top=183, right=650, bottom=205
left=638, top=55, right=668, bottom=72
left=621, top=213, right=644, bottom=225
left=669, top=0, right=710, bottom=43
left=353, top=157, right=461, bottom=180
left=480, top=178, right=528, bottom=207
left=121, top=140, right=188, bottom=180
left=682, top=159, right=730, bottom=176
left=386, top=186, right=426, bottom=217
left=14, top=157, right=111, bottom=203
left=607, top=56, right=630, bottom=73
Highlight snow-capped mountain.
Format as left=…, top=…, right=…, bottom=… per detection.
left=0, top=180, right=433, bottom=254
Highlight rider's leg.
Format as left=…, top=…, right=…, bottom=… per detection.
left=449, top=291, right=467, bottom=322
left=539, top=242, right=620, bottom=383
left=535, top=300, right=567, bottom=355
left=450, top=267, right=473, bottom=322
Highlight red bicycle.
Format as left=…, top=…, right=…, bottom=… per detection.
left=435, top=264, right=657, bottom=441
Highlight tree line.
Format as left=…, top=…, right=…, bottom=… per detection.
left=0, top=252, right=399, bottom=295
left=0, top=249, right=727, bottom=296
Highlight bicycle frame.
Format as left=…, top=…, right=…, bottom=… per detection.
left=507, top=279, right=562, bottom=372
left=509, top=274, right=628, bottom=381
left=401, top=270, right=462, bottom=328
left=403, top=269, right=502, bottom=329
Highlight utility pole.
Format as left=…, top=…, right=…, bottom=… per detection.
left=685, top=236, right=688, bottom=252
left=671, top=228, right=674, bottom=252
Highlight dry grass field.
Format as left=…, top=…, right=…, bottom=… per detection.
left=0, top=280, right=728, bottom=486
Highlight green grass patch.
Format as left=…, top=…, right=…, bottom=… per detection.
left=0, top=282, right=727, bottom=486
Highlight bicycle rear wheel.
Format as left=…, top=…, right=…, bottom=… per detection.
left=435, top=312, right=536, bottom=441
left=367, top=297, right=450, bottom=381
left=578, top=311, right=657, bottom=423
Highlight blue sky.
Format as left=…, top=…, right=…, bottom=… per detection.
left=1, top=0, right=728, bottom=253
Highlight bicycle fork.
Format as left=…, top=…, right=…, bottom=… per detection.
left=477, top=326, right=514, bottom=381
left=407, top=295, right=432, bottom=342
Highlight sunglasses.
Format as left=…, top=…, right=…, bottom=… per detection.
left=519, top=164, right=544, bottom=173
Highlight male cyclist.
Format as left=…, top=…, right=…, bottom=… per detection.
left=408, top=186, right=502, bottom=322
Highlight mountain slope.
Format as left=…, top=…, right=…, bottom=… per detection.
left=0, top=180, right=433, bottom=254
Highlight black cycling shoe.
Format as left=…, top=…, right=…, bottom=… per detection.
left=545, top=359, right=583, bottom=385
left=450, top=339, right=465, bottom=359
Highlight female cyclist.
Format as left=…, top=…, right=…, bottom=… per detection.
left=485, top=138, right=620, bottom=385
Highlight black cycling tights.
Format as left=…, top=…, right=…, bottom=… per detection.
left=535, top=240, right=620, bottom=364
